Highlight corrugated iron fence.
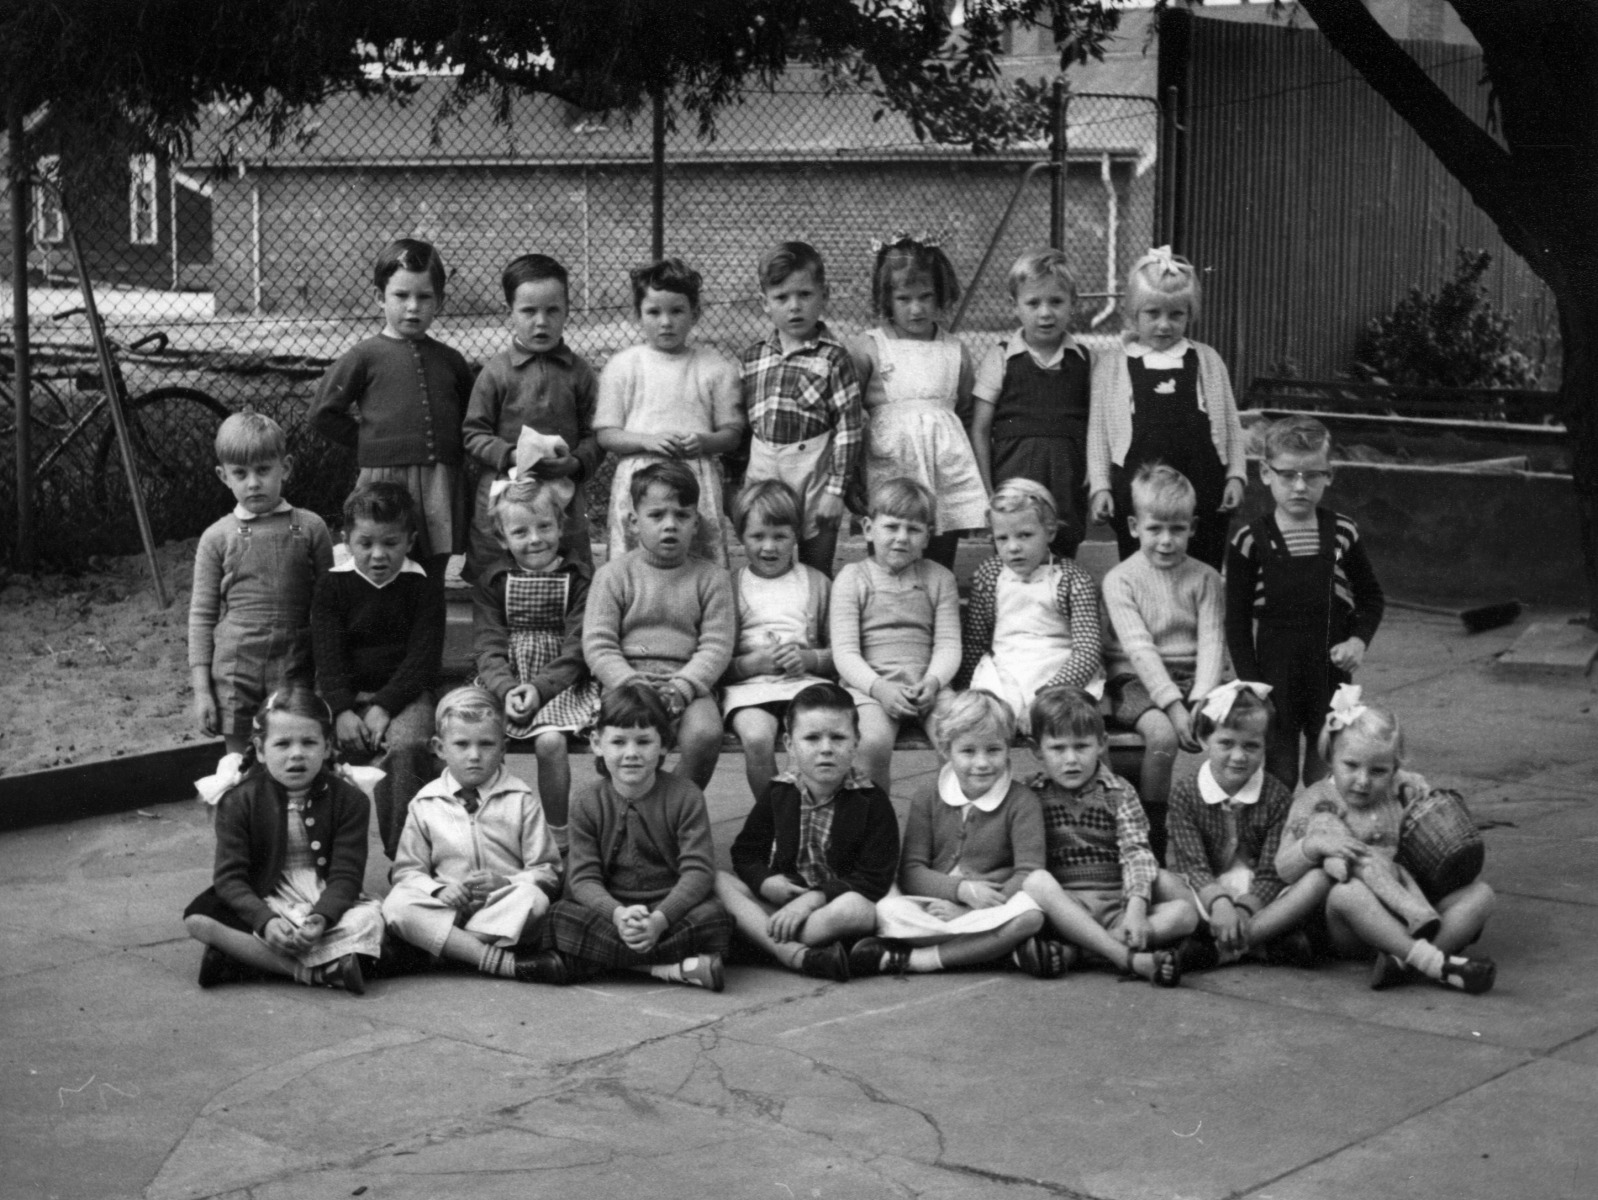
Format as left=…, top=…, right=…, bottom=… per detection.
left=2, top=83, right=1157, bottom=567
left=1166, top=13, right=1557, bottom=391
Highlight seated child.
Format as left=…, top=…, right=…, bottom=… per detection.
left=1276, top=687, right=1497, bottom=993
left=1167, top=681, right=1329, bottom=970
left=190, top=412, right=334, bottom=754
left=546, top=684, right=732, bottom=990
left=715, top=682, right=900, bottom=982
left=861, top=689, right=1060, bottom=978
left=473, top=478, right=601, bottom=847
left=1101, top=463, right=1228, bottom=862
left=1022, top=686, right=1199, bottom=986
left=381, top=687, right=566, bottom=983
left=183, top=687, right=383, bottom=994
left=722, top=479, right=835, bottom=802
left=962, top=479, right=1101, bottom=724
left=312, top=482, right=444, bottom=858
left=583, top=460, right=735, bottom=789
left=829, top=477, right=962, bottom=791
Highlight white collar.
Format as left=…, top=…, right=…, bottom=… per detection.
left=331, top=555, right=428, bottom=589
left=1003, top=330, right=1086, bottom=369
left=938, top=763, right=1012, bottom=813
left=999, top=557, right=1058, bottom=586
left=1197, top=761, right=1263, bottom=807
left=1125, top=338, right=1192, bottom=369
left=233, top=499, right=292, bottom=521
left=415, top=764, right=528, bottom=804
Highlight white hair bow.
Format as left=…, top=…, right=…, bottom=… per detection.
left=1325, top=683, right=1368, bottom=733
left=194, top=753, right=385, bottom=807
left=1200, top=679, right=1273, bottom=724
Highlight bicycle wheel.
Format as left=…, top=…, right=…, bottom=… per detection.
left=94, top=386, right=231, bottom=546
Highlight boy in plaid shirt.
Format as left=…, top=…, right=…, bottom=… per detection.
left=739, top=241, right=863, bottom=576
left=1022, top=686, right=1197, bottom=986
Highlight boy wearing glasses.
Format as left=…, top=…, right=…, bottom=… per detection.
left=1225, top=417, right=1384, bottom=788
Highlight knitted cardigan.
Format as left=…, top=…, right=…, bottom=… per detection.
left=957, top=555, right=1102, bottom=690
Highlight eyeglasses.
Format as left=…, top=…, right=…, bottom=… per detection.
left=1265, top=465, right=1332, bottom=486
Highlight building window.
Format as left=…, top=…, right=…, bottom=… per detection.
left=129, top=153, right=158, bottom=245
left=33, top=155, right=64, bottom=244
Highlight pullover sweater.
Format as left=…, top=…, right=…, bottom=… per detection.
left=565, top=773, right=717, bottom=924
left=461, top=341, right=599, bottom=479
left=1102, top=552, right=1227, bottom=710
left=311, top=565, right=444, bottom=716
left=582, top=550, right=735, bottom=698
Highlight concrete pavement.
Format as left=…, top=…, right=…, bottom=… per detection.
left=2, top=606, right=1595, bottom=1200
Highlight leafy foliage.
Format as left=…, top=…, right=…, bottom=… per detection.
left=1352, top=249, right=1540, bottom=389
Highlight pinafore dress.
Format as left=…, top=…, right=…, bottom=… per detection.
left=503, top=571, right=601, bottom=739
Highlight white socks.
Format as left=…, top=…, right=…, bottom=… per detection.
left=906, top=947, right=943, bottom=973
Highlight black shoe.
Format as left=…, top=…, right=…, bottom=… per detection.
left=513, top=949, right=570, bottom=986
left=1259, top=930, right=1317, bottom=969
left=197, top=946, right=238, bottom=989
left=1440, top=955, right=1496, bottom=995
left=1174, top=935, right=1220, bottom=975
left=847, top=937, right=909, bottom=978
left=799, top=942, right=851, bottom=982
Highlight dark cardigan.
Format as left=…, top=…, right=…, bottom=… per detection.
left=210, top=766, right=370, bottom=934
left=730, top=777, right=901, bottom=903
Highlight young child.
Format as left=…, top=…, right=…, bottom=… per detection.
left=861, top=689, right=1059, bottom=978
left=1226, top=417, right=1385, bottom=788
left=849, top=235, right=988, bottom=570
left=722, top=479, right=835, bottom=802
left=595, top=257, right=745, bottom=566
left=190, top=413, right=334, bottom=753
left=1021, top=686, right=1199, bottom=986
left=1275, top=688, right=1497, bottom=993
left=829, top=477, right=962, bottom=792
left=472, top=479, right=601, bottom=848
left=381, top=687, right=567, bottom=984
left=183, top=687, right=383, bottom=994
left=312, top=482, right=444, bottom=859
left=546, top=683, right=732, bottom=990
left=462, top=253, right=599, bottom=580
left=739, top=241, right=863, bottom=576
left=1101, top=464, right=1228, bottom=862
left=1087, top=247, right=1246, bottom=569
left=583, top=461, right=736, bottom=790
left=715, top=682, right=899, bottom=982
left=962, top=479, right=1102, bottom=725
left=309, top=238, right=474, bottom=586
left=1166, top=681, right=1330, bottom=970
left=970, top=250, right=1093, bottom=558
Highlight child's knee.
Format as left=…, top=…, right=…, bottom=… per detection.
left=184, top=913, right=219, bottom=943
left=1139, top=713, right=1178, bottom=756
left=1022, top=868, right=1060, bottom=902
left=533, top=730, right=568, bottom=760
left=1015, top=907, right=1046, bottom=938
left=825, top=891, right=878, bottom=932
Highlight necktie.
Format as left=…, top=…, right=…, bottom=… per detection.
left=459, top=787, right=480, bottom=815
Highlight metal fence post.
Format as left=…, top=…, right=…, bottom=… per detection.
left=651, top=86, right=666, bottom=260
left=1050, top=81, right=1069, bottom=251
left=8, top=101, right=34, bottom=570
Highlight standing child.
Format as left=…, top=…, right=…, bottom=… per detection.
left=829, top=477, right=962, bottom=792
left=862, top=689, right=1060, bottom=978
left=970, top=250, right=1093, bottom=558
left=312, top=483, right=444, bottom=859
left=849, top=235, right=988, bottom=570
left=190, top=413, right=334, bottom=753
left=547, top=684, right=732, bottom=990
left=1227, top=417, right=1384, bottom=788
left=1101, top=464, right=1229, bottom=862
left=740, top=241, right=863, bottom=576
left=583, top=461, right=736, bottom=790
left=962, top=479, right=1102, bottom=725
left=309, top=238, right=474, bottom=586
left=715, top=683, right=899, bottom=982
left=183, top=687, right=383, bottom=994
left=462, top=253, right=598, bottom=580
left=595, top=257, right=745, bottom=566
left=382, top=688, right=567, bottom=984
left=1275, top=689, right=1497, bottom=993
left=1087, top=247, right=1246, bottom=569
left=722, top=480, right=835, bottom=802
left=1022, top=686, right=1199, bottom=986
left=472, top=479, right=601, bottom=849
left=1167, top=681, right=1330, bottom=970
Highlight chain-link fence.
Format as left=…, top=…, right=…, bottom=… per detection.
left=2, top=82, right=1155, bottom=568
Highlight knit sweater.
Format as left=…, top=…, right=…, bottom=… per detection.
left=1086, top=339, right=1245, bottom=495
left=1033, top=764, right=1158, bottom=901
left=829, top=557, right=962, bottom=699
left=311, top=563, right=444, bottom=716
left=461, top=341, right=599, bottom=479
left=1102, top=552, right=1228, bottom=710
left=729, top=776, right=901, bottom=903
left=472, top=557, right=593, bottom=705
left=898, top=777, right=1046, bottom=902
left=565, top=772, right=717, bottom=924
left=582, top=550, right=735, bottom=698
left=958, top=555, right=1101, bottom=689
left=309, top=334, right=473, bottom=468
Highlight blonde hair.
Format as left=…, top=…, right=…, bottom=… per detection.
left=1130, top=462, right=1196, bottom=521
left=1123, top=247, right=1201, bottom=325
left=1317, top=703, right=1404, bottom=766
left=215, top=412, right=287, bottom=466
left=868, top=476, right=936, bottom=528
left=490, top=478, right=567, bottom=535
left=931, top=688, right=1016, bottom=755
left=435, top=685, right=505, bottom=737
left=1007, top=248, right=1077, bottom=300
left=989, top=478, right=1059, bottom=527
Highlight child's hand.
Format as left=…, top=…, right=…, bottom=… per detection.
left=1209, top=897, right=1249, bottom=957
left=1321, top=854, right=1351, bottom=883
left=637, top=432, right=679, bottom=457
left=194, top=683, right=220, bottom=738
left=1329, top=637, right=1366, bottom=672
left=1090, top=490, right=1115, bottom=523
left=767, top=891, right=825, bottom=943
left=1220, top=477, right=1246, bottom=511
left=759, top=875, right=809, bottom=906
left=674, top=432, right=704, bottom=458
left=925, top=898, right=966, bottom=921
left=813, top=493, right=846, bottom=526
left=654, top=678, right=689, bottom=718
left=956, top=880, right=1006, bottom=909
left=505, top=684, right=539, bottom=721
left=771, top=641, right=806, bottom=677
left=292, top=914, right=327, bottom=953
left=1307, top=828, right=1367, bottom=869
left=437, top=880, right=475, bottom=913
left=904, top=676, right=941, bottom=714
left=741, top=647, right=780, bottom=678
left=335, top=710, right=370, bottom=754
left=1167, top=701, right=1199, bottom=752
left=362, top=705, right=393, bottom=749
left=872, top=681, right=919, bottom=721
left=1118, top=901, right=1152, bottom=950
left=262, top=916, right=299, bottom=954
left=469, top=870, right=511, bottom=898
left=530, top=451, right=579, bottom=479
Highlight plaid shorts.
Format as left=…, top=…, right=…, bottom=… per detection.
left=546, top=897, right=731, bottom=977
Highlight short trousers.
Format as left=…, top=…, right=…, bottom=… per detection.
left=1104, top=670, right=1194, bottom=729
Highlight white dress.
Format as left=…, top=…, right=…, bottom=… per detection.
left=264, top=792, right=385, bottom=968
left=861, top=328, right=989, bottom=533
left=720, top=565, right=828, bottom=715
left=970, top=562, right=1082, bottom=719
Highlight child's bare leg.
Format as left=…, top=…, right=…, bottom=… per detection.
left=1147, top=872, right=1200, bottom=944
left=1350, top=855, right=1440, bottom=937
left=674, top=697, right=724, bottom=789
left=1023, top=871, right=1151, bottom=975
left=1324, top=878, right=1417, bottom=959
left=856, top=706, right=898, bottom=793
left=731, top=708, right=782, bottom=801
left=931, top=909, right=1046, bottom=970
left=184, top=914, right=297, bottom=980
left=532, top=731, right=571, bottom=831
left=797, top=892, right=876, bottom=946
left=715, top=871, right=801, bottom=967
left=1246, top=871, right=1334, bottom=947
left=436, top=927, right=499, bottom=970
left=1134, top=709, right=1178, bottom=863
left=1432, top=881, right=1495, bottom=954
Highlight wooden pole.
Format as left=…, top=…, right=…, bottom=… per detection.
left=8, top=101, right=35, bottom=570
left=63, top=208, right=171, bottom=608
left=651, top=85, right=666, bottom=260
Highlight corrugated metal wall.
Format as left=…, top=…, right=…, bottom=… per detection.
left=1176, top=16, right=1557, bottom=389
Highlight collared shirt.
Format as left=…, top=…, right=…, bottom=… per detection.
left=232, top=499, right=293, bottom=522
left=973, top=330, right=1090, bottom=402
left=1124, top=338, right=1193, bottom=371
left=1196, top=762, right=1264, bottom=809
left=1031, top=763, right=1158, bottom=900
left=937, top=763, right=1012, bottom=817
left=330, top=555, right=428, bottom=591
left=771, top=767, right=874, bottom=889
left=739, top=323, right=863, bottom=497
left=462, top=338, right=598, bottom=479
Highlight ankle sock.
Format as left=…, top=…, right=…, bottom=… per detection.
left=907, top=947, right=943, bottom=974
left=650, top=962, right=685, bottom=984
left=293, top=963, right=314, bottom=986
left=480, top=946, right=515, bottom=978
left=1405, top=940, right=1446, bottom=979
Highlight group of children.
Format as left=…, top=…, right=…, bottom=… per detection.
left=182, top=232, right=1497, bottom=999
